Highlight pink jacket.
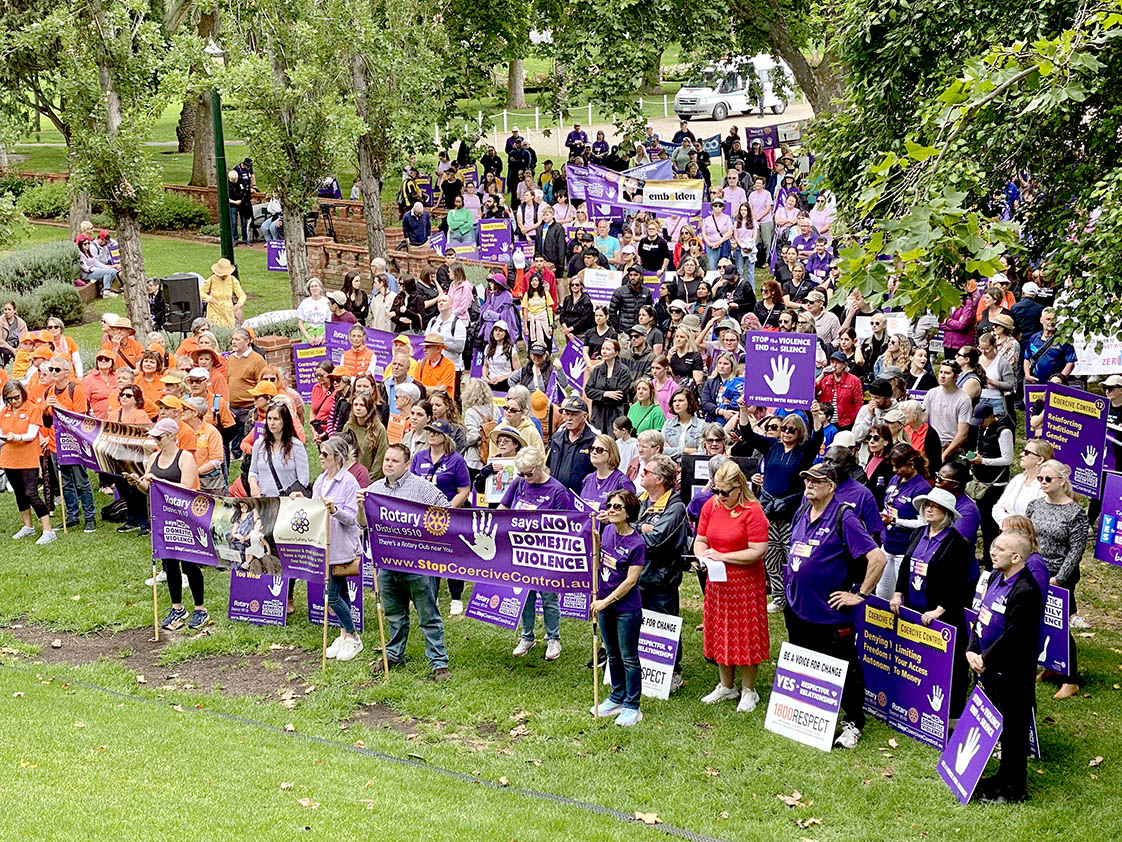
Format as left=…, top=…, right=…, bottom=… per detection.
left=939, top=293, right=978, bottom=351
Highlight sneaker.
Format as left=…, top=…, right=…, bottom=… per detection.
left=35, top=530, right=58, bottom=546
left=449, top=599, right=464, bottom=616
left=701, top=682, right=740, bottom=704
left=614, top=708, right=643, bottom=727
left=512, top=639, right=536, bottom=657
left=431, top=667, right=452, bottom=682
left=83, top=522, right=97, bottom=533
left=12, top=526, right=36, bottom=540
left=766, top=599, right=783, bottom=614
left=117, top=524, right=140, bottom=533
left=161, top=606, right=188, bottom=630
left=544, top=640, right=562, bottom=661
left=325, top=634, right=346, bottom=659
left=145, top=570, right=168, bottom=587
left=1070, top=615, right=1090, bottom=629
left=336, top=637, right=364, bottom=662
left=591, top=698, right=624, bottom=718
left=737, top=688, right=760, bottom=713
left=669, top=673, right=684, bottom=694
left=586, top=647, right=607, bottom=669
left=138, top=528, right=151, bottom=538
left=834, top=720, right=862, bottom=749
left=187, top=608, right=210, bottom=630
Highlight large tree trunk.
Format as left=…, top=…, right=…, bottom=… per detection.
left=282, top=200, right=309, bottom=307
left=66, top=149, right=90, bottom=240
left=640, top=51, right=662, bottom=94
left=507, top=58, right=526, bottom=109
left=351, top=55, right=387, bottom=261
left=176, top=98, right=197, bottom=153
left=115, top=210, right=151, bottom=328
left=189, top=91, right=215, bottom=187
left=760, top=0, right=844, bottom=114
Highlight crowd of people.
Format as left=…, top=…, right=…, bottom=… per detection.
left=3, top=130, right=1111, bottom=802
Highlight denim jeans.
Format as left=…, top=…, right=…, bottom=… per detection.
left=88, top=267, right=117, bottom=293
left=978, top=396, right=1007, bottom=418
left=704, top=246, right=723, bottom=271
left=229, top=206, right=249, bottom=244
left=328, top=575, right=355, bottom=634
left=599, top=608, right=642, bottom=709
left=58, top=461, right=95, bottom=524
left=448, top=229, right=476, bottom=246
left=519, top=591, right=560, bottom=642
left=260, top=218, right=282, bottom=241
left=378, top=571, right=448, bottom=668
left=732, top=246, right=749, bottom=280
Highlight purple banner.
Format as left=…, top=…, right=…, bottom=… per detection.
left=1095, top=472, right=1122, bottom=567
left=626, top=159, right=674, bottom=180
left=462, top=166, right=479, bottom=190
left=744, top=125, right=781, bottom=150
left=307, top=577, right=364, bottom=632
left=416, top=174, right=434, bottom=206
left=465, top=583, right=528, bottom=630
left=741, top=331, right=817, bottom=411
left=537, top=590, right=590, bottom=620
left=1039, top=584, right=1071, bottom=674
left=266, top=240, right=287, bottom=272
left=292, top=342, right=328, bottom=402
left=228, top=571, right=288, bottom=626
left=938, top=686, right=1003, bottom=804
left=477, top=220, right=514, bottom=261
left=558, top=338, right=587, bottom=388
left=429, top=231, right=447, bottom=255
left=54, top=408, right=150, bottom=477
left=324, top=321, right=425, bottom=381
left=856, top=596, right=955, bottom=750
left=366, top=496, right=593, bottom=593
left=150, top=481, right=328, bottom=581
left=1040, top=383, right=1108, bottom=497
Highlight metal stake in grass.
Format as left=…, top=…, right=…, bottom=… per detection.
left=370, top=538, right=390, bottom=680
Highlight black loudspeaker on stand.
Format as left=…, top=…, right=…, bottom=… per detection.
left=159, top=273, right=204, bottom=333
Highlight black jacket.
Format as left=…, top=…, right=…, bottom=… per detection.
left=536, top=221, right=568, bottom=271
left=585, top=360, right=632, bottom=434
left=609, top=283, right=653, bottom=333
left=968, top=567, right=1043, bottom=680
left=637, top=492, right=691, bottom=589
left=896, top=526, right=972, bottom=629
left=559, top=293, right=594, bottom=336
left=547, top=424, right=597, bottom=493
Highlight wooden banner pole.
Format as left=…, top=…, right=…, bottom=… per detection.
left=591, top=524, right=600, bottom=717
left=321, top=506, right=331, bottom=672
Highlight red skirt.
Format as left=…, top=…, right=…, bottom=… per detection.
left=703, top=562, right=770, bottom=665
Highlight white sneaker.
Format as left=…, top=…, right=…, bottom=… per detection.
left=335, top=637, right=364, bottom=662
left=449, top=599, right=464, bottom=616
left=669, top=673, right=684, bottom=694
left=1070, top=615, right=1091, bottom=629
left=834, top=720, right=862, bottom=749
left=737, top=688, right=760, bottom=713
left=12, top=526, right=36, bottom=540
left=591, top=698, right=624, bottom=718
left=766, top=600, right=783, bottom=614
left=544, top=640, right=562, bottom=661
left=701, top=682, right=740, bottom=704
left=325, top=634, right=346, bottom=659
left=614, top=708, right=643, bottom=727
left=512, top=639, right=536, bottom=657
left=145, top=570, right=168, bottom=587
left=35, top=530, right=57, bottom=546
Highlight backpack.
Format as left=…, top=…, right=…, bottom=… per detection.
left=476, top=407, right=499, bottom=463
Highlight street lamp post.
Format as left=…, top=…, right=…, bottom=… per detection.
left=205, top=40, right=235, bottom=265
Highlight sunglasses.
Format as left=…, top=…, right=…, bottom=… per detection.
left=1038, top=476, right=1056, bottom=483
left=45, top=367, right=63, bottom=373
left=260, top=376, right=278, bottom=382
left=705, top=437, right=723, bottom=443
left=713, top=488, right=734, bottom=498
left=506, top=406, right=524, bottom=413
left=603, top=502, right=627, bottom=511
left=590, top=446, right=608, bottom=454
left=1021, top=449, right=1042, bottom=457
left=517, top=470, right=536, bottom=478
left=765, top=424, right=780, bottom=432
left=781, top=426, right=799, bottom=433
left=868, top=435, right=882, bottom=441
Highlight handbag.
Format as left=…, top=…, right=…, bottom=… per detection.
left=266, top=448, right=312, bottom=497
left=965, top=478, right=993, bottom=500
left=331, top=556, right=360, bottom=578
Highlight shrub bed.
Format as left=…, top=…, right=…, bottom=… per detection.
left=0, top=240, right=80, bottom=294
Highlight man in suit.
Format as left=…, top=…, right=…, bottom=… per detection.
left=535, top=205, right=568, bottom=273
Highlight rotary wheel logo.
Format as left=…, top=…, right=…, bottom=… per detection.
left=249, top=600, right=260, bottom=612
left=81, top=418, right=98, bottom=433
left=877, top=691, right=888, bottom=707
left=290, top=509, right=311, bottom=534
left=489, top=595, right=500, bottom=609
left=908, top=707, right=919, bottom=724
left=191, top=496, right=211, bottom=517
left=423, top=507, right=450, bottom=536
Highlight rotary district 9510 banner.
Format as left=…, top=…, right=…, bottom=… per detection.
left=367, top=496, right=593, bottom=594
left=150, top=480, right=329, bottom=581
left=54, top=407, right=150, bottom=477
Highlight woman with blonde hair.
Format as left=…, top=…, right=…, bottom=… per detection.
left=693, top=461, right=770, bottom=712
left=667, top=321, right=704, bottom=388
left=580, top=433, right=635, bottom=510
left=873, top=333, right=911, bottom=378
left=991, top=439, right=1054, bottom=524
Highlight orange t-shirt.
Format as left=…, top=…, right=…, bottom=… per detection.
left=176, top=420, right=197, bottom=453
left=110, top=407, right=152, bottom=426
left=101, top=337, right=145, bottom=370
left=198, top=391, right=236, bottom=430
left=83, top=372, right=115, bottom=420
left=416, top=356, right=456, bottom=396
left=137, top=374, right=164, bottom=420
left=43, top=381, right=89, bottom=453
left=190, top=421, right=224, bottom=473
left=0, top=403, right=44, bottom=470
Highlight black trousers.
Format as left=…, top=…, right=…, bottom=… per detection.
left=640, top=583, right=682, bottom=672
left=5, top=467, right=49, bottom=518
left=981, top=671, right=1033, bottom=799
left=163, top=559, right=204, bottom=606
left=784, top=606, right=866, bottom=729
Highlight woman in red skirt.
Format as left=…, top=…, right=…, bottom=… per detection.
left=694, top=461, right=770, bottom=712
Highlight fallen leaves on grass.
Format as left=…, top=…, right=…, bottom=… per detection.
left=284, top=723, right=296, bottom=733
left=73, top=722, right=85, bottom=728
left=716, top=811, right=730, bottom=820
left=796, top=817, right=822, bottom=829
left=705, top=767, right=720, bottom=777
left=777, top=791, right=811, bottom=807
left=136, top=675, right=146, bottom=684
left=12, top=692, right=23, bottom=698
left=359, top=799, right=376, bottom=810
left=509, top=724, right=530, bottom=739
left=280, top=782, right=294, bottom=790
left=1090, top=756, right=1105, bottom=767
left=511, top=710, right=531, bottom=722
left=888, top=738, right=899, bottom=748
left=526, top=759, right=542, bottom=767
left=297, top=798, right=319, bottom=809
left=498, top=776, right=510, bottom=787
left=51, top=639, right=62, bottom=649
left=634, top=812, right=662, bottom=825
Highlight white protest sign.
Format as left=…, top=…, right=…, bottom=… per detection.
left=604, top=609, right=683, bottom=700
left=581, top=268, right=624, bottom=306
left=764, top=642, right=848, bottom=752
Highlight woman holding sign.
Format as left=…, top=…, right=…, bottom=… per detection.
left=591, top=489, right=646, bottom=726
left=889, top=487, right=972, bottom=717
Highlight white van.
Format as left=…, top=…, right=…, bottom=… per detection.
left=674, top=55, right=795, bottom=122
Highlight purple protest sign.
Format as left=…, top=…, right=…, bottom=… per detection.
left=416, top=174, right=434, bottom=206
left=1095, top=472, right=1122, bottom=567
left=1041, top=383, right=1108, bottom=497
left=938, top=686, right=1003, bottom=804
left=324, top=320, right=425, bottom=381
left=477, top=219, right=513, bottom=261
left=470, top=347, right=485, bottom=379
left=744, top=125, right=781, bottom=150
left=1039, top=585, right=1071, bottom=674
left=764, top=642, right=848, bottom=752
left=742, top=330, right=817, bottom=411
left=307, top=577, right=364, bottom=632
left=462, top=166, right=479, bottom=190
left=558, top=337, right=586, bottom=389
left=150, top=481, right=328, bottom=581
left=856, top=596, right=955, bottom=749
left=366, top=496, right=593, bottom=593
left=465, top=583, right=528, bottom=630
left=266, top=240, right=287, bottom=272
left=626, top=159, right=674, bottom=180
left=603, top=609, right=682, bottom=700
left=54, top=408, right=149, bottom=478
left=228, top=571, right=288, bottom=626
left=292, top=342, right=328, bottom=402
left=1024, top=383, right=1049, bottom=438
left=429, top=231, right=447, bottom=255
left=536, top=590, right=590, bottom=620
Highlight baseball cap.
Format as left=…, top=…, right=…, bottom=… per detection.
left=327, top=290, right=347, bottom=306
left=160, top=370, right=186, bottom=384
left=187, top=367, right=210, bottom=381
left=669, top=299, right=687, bottom=312
left=829, top=351, right=848, bottom=363
left=800, top=464, right=838, bottom=484
left=529, top=342, right=548, bottom=355
left=711, top=299, right=729, bottom=311
left=157, top=395, right=184, bottom=409
left=560, top=396, right=588, bottom=413
left=628, top=324, right=650, bottom=336
left=1021, top=281, right=1041, bottom=297
left=832, top=431, right=858, bottom=449
left=391, top=335, right=411, bottom=347
left=868, top=379, right=893, bottom=398
left=1103, top=375, right=1122, bottom=388
left=149, top=418, right=180, bottom=438
left=969, top=403, right=995, bottom=426
left=424, top=419, right=456, bottom=438
left=621, top=245, right=637, bottom=255
left=883, top=408, right=907, bottom=424
left=512, top=251, right=527, bottom=269
left=248, top=381, right=278, bottom=397
left=717, top=318, right=741, bottom=335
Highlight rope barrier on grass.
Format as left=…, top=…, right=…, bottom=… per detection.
left=0, top=659, right=735, bottom=842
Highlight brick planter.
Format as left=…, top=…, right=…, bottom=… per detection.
left=254, top=334, right=296, bottom=381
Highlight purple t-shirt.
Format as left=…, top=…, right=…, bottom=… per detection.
left=906, top=528, right=949, bottom=612
left=786, top=496, right=879, bottom=624
left=411, top=449, right=471, bottom=503
left=883, top=473, right=931, bottom=554
left=1025, top=552, right=1051, bottom=596
left=501, top=475, right=575, bottom=511
left=747, top=189, right=772, bottom=223
left=835, top=477, right=883, bottom=542
left=975, top=566, right=1028, bottom=651
left=579, top=469, right=636, bottom=510
left=599, top=525, right=645, bottom=613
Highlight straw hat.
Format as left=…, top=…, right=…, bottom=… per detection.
left=211, top=258, right=236, bottom=276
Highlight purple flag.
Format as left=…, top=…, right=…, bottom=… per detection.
left=856, top=596, right=956, bottom=749
left=465, top=583, right=528, bottom=630
left=149, top=481, right=328, bottom=581
left=416, top=174, right=434, bottom=206
left=292, top=342, right=328, bottom=401
left=741, top=330, right=817, bottom=410
left=1094, top=471, right=1122, bottom=567
left=307, top=577, right=364, bottom=632
left=558, top=338, right=587, bottom=388
left=477, top=219, right=513, bottom=261
left=429, top=231, right=447, bottom=255
left=266, top=240, right=287, bottom=272
left=1040, top=383, right=1108, bottom=497
left=938, top=687, right=1003, bottom=804
left=366, top=496, right=593, bottom=593
left=228, top=571, right=289, bottom=626
left=626, top=159, right=674, bottom=180
left=53, top=408, right=149, bottom=477
left=744, top=125, right=780, bottom=150
left=462, top=166, right=479, bottom=190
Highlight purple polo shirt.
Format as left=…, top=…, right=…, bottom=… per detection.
left=411, top=449, right=470, bottom=502
left=792, top=230, right=820, bottom=258
left=835, top=477, right=884, bottom=543
left=883, top=473, right=931, bottom=554
left=579, top=469, right=635, bottom=510
left=1024, top=552, right=1051, bottom=596
left=599, top=525, right=645, bottom=613
left=786, top=496, right=879, bottom=624
left=906, top=528, right=949, bottom=611
left=954, top=493, right=982, bottom=586
left=975, top=566, right=1029, bottom=651
left=501, top=475, right=575, bottom=511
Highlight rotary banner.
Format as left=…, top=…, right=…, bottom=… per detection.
left=53, top=407, right=150, bottom=477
